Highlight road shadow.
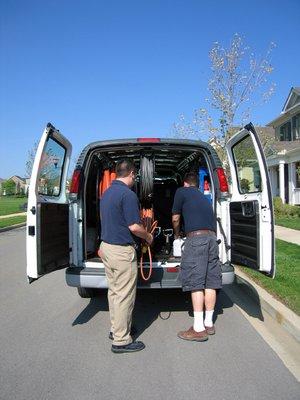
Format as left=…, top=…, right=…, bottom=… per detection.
left=72, top=290, right=109, bottom=326
left=223, top=279, right=264, bottom=322
left=72, top=288, right=235, bottom=337
left=132, top=288, right=233, bottom=340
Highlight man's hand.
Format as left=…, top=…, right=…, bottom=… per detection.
left=129, top=223, right=153, bottom=245
left=146, top=232, right=153, bottom=246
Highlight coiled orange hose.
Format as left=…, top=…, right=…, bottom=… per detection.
left=140, top=208, right=157, bottom=281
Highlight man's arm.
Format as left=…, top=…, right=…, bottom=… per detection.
left=172, top=214, right=181, bottom=239
left=129, top=223, right=153, bottom=245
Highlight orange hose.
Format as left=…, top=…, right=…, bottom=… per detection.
left=99, top=170, right=116, bottom=198
left=140, top=210, right=158, bottom=281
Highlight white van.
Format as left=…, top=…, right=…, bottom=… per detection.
left=26, top=123, right=275, bottom=297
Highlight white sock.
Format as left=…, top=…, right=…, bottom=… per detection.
left=193, top=311, right=205, bottom=332
left=204, top=310, right=214, bottom=327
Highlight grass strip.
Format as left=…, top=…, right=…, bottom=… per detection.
left=240, top=239, right=300, bottom=315
left=0, top=215, right=26, bottom=229
left=275, top=217, right=300, bottom=231
left=0, top=197, right=27, bottom=216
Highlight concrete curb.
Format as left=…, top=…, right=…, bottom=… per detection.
left=0, top=223, right=26, bottom=233
left=234, top=266, right=300, bottom=343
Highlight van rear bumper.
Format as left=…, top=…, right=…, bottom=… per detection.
left=65, top=263, right=235, bottom=288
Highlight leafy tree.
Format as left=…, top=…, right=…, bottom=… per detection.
left=2, top=179, right=16, bottom=195
left=172, top=33, right=276, bottom=149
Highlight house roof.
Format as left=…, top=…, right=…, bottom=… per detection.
left=268, top=140, right=300, bottom=154
left=282, top=87, right=300, bottom=112
left=267, top=87, right=300, bottom=127
left=9, top=175, right=26, bottom=182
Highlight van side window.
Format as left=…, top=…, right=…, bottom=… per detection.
left=37, top=137, right=66, bottom=196
left=232, top=135, right=262, bottom=194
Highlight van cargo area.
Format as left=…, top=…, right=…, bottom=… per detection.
left=83, top=143, right=215, bottom=270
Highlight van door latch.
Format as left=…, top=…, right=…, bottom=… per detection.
left=28, top=226, right=35, bottom=236
left=30, top=206, right=36, bottom=215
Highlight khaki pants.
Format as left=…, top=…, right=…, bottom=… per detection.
left=100, top=242, right=138, bottom=346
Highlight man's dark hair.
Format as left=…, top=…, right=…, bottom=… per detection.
left=183, top=171, right=199, bottom=187
left=116, top=159, right=136, bottom=178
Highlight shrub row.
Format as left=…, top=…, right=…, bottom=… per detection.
left=273, top=197, right=300, bottom=218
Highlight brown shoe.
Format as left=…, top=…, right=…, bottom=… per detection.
left=205, top=325, right=215, bottom=335
left=177, top=326, right=208, bottom=342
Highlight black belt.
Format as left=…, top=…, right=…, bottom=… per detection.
left=186, top=229, right=216, bottom=238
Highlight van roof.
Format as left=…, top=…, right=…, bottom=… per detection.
left=75, top=138, right=223, bottom=170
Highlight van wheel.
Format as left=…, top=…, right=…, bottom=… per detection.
left=77, top=287, right=97, bottom=298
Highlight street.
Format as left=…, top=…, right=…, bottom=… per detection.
left=0, top=228, right=299, bottom=400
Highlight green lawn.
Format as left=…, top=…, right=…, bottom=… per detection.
left=0, top=196, right=27, bottom=216
left=241, top=239, right=300, bottom=315
left=275, top=216, right=300, bottom=231
left=0, top=215, right=26, bottom=228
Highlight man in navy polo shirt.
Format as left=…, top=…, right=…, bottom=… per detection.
left=100, top=159, right=153, bottom=353
left=172, top=171, right=222, bottom=342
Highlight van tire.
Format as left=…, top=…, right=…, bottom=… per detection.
left=77, top=287, right=97, bottom=298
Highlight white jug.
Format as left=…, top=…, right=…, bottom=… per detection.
left=173, top=238, right=185, bottom=257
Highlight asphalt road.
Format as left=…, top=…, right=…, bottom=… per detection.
left=0, top=228, right=299, bottom=400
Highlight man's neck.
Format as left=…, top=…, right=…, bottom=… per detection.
left=117, top=177, right=130, bottom=187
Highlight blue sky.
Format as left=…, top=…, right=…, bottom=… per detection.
left=1, top=0, right=300, bottom=178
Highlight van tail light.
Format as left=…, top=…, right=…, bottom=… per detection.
left=166, top=266, right=180, bottom=273
left=216, top=168, right=229, bottom=193
left=70, top=169, right=81, bottom=194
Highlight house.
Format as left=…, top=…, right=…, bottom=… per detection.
left=9, top=175, right=27, bottom=195
left=267, top=87, right=300, bottom=205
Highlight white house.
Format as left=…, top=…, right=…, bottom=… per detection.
left=267, top=87, right=300, bottom=205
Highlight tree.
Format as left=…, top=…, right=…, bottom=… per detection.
left=2, top=179, right=16, bottom=196
left=25, top=141, right=39, bottom=178
left=172, top=33, right=276, bottom=149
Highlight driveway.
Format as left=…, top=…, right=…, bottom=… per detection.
left=0, top=228, right=299, bottom=400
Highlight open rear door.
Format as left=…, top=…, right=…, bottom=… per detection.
left=226, top=123, right=275, bottom=277
left=26, top=123, right=72, bottom=282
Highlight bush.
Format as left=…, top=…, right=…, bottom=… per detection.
left=273, top=197, right=284, bottom=216
left=273, top=196, right=300, bottom=218
left=240, top=178, right=250, bottom=193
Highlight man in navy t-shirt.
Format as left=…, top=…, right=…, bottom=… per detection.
left=172, top=172, right=222, bottom=342
left=100, top=159, right=153, bottom=353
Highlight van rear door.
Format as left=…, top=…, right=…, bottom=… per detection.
left=226, top=123, right=275, bottom=277
left=26, top=123, right=72, bottom=282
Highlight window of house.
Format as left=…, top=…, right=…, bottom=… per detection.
left=279, top=121, right=292, bottom=141
left=292, top=114, right=300, bottom=140
left=296, top=162, right=300, bottom=188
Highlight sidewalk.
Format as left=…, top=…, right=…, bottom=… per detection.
left=275, top=225, right=300, bottom=246
left=0, top=212, right=26, bottom=219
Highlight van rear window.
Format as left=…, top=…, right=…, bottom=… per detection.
left=37, top=137, right=66, bottom=197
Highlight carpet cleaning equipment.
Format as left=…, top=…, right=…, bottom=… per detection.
left=203, top=179, right=212, bottom=203
left=162, top=229, right=173, bottom=255
left=99, top=169, right=116, bottom=198
left=140, top=156, right=154, bottom=207
left=140, top=207, right=158, bottom=281
left=173, top=237, right=185, bottom=257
